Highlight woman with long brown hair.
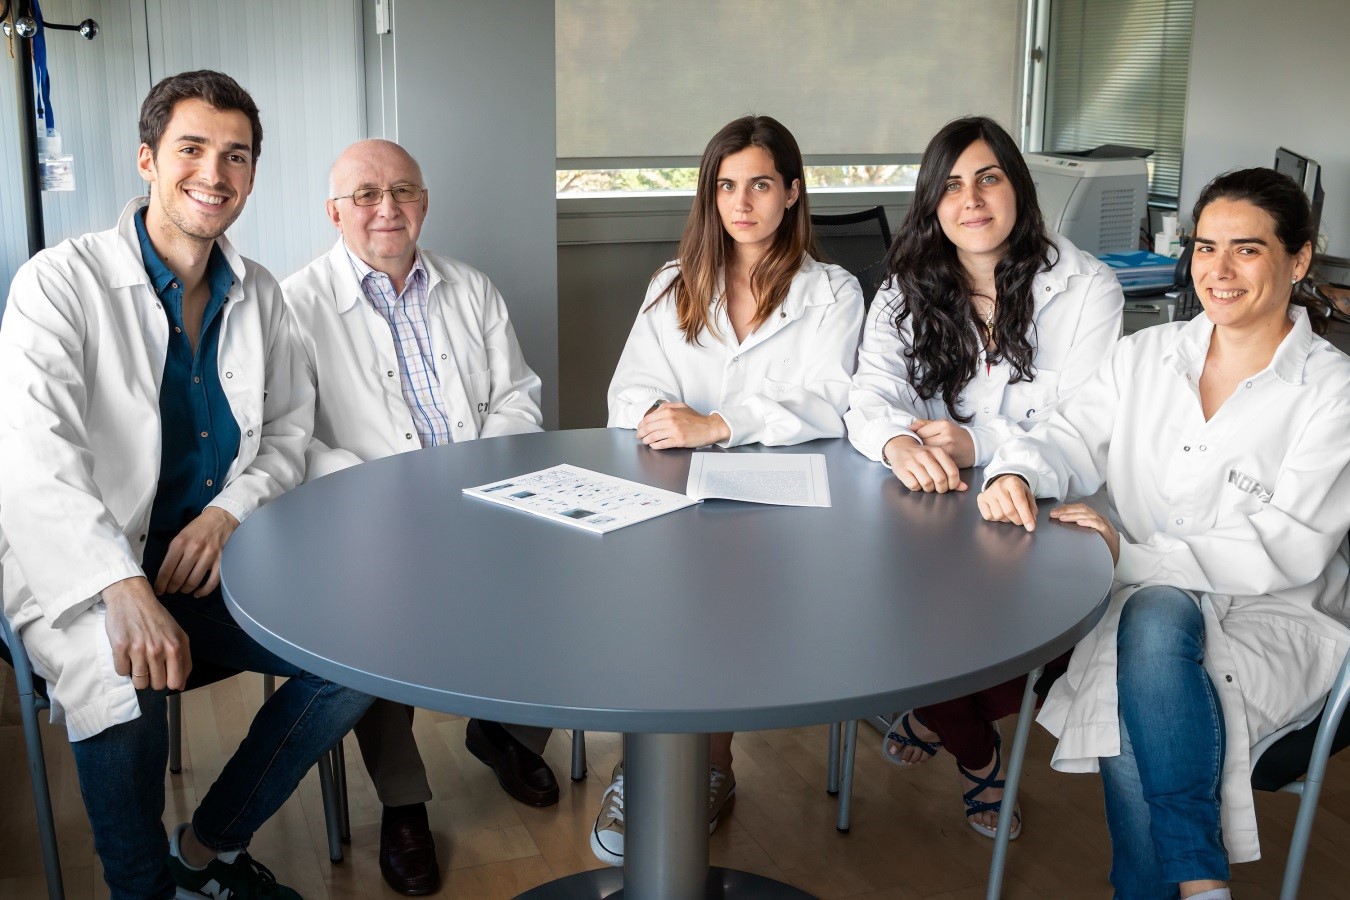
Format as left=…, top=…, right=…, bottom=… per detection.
left=596, top=115, right=863, bottom=866
left=607, top=115, right=863, bottom=450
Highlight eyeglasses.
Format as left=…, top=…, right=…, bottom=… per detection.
left=332, top=185, right=426, bottom=207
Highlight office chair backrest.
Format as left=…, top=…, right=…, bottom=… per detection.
left=1171, top=240, right=1201, bottom=321
left=811, top=206, right=893, bottom=310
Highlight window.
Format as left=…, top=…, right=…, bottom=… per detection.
left=1044, top=0, right=1193, bottom=204
left=557, top=0, right=1025, bottom=192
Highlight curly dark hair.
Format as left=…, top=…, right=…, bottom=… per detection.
left=883, top=116, right=1055, bottom=422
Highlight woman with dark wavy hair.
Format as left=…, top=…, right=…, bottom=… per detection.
left=599, top=115, right=863, bottom=866
left=845, top=116, right=1123, bottom=840
left=979, top=168, right=1349, bottom=899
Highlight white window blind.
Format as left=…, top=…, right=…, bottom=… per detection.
left=557, top=0, right=1026, bottom=164
left=1044, top=0, right=1192, bottom=202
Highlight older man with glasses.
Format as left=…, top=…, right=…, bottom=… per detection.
left=281, top=138, right=549, bottom=896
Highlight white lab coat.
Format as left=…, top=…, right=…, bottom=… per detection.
left=986, top=307, right=1350, bottom=862
left=0, top=198, right=312, bottom=740
left=607, top=257, right=863, bottom=446
left=846, top=232, right=1124, bottom=465
left=282, top=241, right=543, bottom=479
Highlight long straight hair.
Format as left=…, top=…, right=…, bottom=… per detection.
left=884, top=116, right=1055, bottom=421
left=651, top=115, right=814, bottom=344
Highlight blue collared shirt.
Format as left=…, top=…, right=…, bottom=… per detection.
left=135, top=209, right=241, bottom=584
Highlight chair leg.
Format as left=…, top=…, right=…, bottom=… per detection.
left=826, top=721, right=842, bottom=795
left=261, top=674, right=276, bottom=700
left=836, top=719, right=858, bottom=833
left=334, top=740, right=351, bottom=843
left=19, top=694, right=65, bottom=900
left=1282, top=784, right=1319, bottom=900
left=316, top=748, right=344, bottom=863
left=168, top=692, right=182, bottom=775
left=570, top=729, right=587, bottom=781
left=987, top=665, right=1043, bottom=900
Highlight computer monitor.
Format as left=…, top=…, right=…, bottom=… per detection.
left=1273, top=147, right=1324, bottom=251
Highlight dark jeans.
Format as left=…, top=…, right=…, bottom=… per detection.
left=69, top=591, right=373, bottom=900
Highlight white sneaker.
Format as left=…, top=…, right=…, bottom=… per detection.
left=590, top=763, right=625, bottom=866
left=708, top=766, right=736, bottom=833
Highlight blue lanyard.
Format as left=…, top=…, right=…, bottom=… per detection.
left=31, top=0, right=55, bottom=132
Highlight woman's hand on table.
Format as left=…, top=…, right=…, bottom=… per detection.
left=883, top=435, right=967, bottom=493
left=1050, top=503, right=1121, bottom=564
left=910, top=418, right=976, bottom=469
left=637, top=402, right=730, bottom=449
left=977, top=473, right=1038, bottom=531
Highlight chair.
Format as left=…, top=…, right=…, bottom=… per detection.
left=1250, top=647, right=1350, bottom=899
left=0, top=612, right=64, bottom=900
left=1, top=615, right=351, bottom=900
left=811, top=206, right=893, bottom=309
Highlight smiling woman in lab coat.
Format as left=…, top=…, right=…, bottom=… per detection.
left=596, top=115, right=863, bottom=867
left=846, top=116, right=1124, bottom=841
left=979, top=168, right=1350, bottom=899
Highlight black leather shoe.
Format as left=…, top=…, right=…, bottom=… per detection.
left=465, top=718, right=560, bottom=807
left=379, top=804, right=441, bottom=896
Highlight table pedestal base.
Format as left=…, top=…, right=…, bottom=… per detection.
left=515, top=866, right=816, bottom=899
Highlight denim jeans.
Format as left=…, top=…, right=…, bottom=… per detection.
left=69, top=590, right=373, bottom=900
left=1100, top=584, right=1228, bottom=899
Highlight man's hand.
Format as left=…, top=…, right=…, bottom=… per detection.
left=153, top=506, right=239, bottom=597
left=976, top=473, right=1038, bottom=531
left=1050, top=503, right=1121, bottom=564
left=636, top=402, right=731, bottom=449
left=883, top=435, right=967, bottom=493
left=103, top=576, right=192, bottom=691
left=910, top=418, right=976, bottom=469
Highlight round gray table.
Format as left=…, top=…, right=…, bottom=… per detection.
left=221, top=429, right=1113, bottom=899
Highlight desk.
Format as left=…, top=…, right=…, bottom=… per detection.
left=221, top=429, right=1112, bottom=898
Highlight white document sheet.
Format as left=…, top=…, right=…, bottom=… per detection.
left=685, top=453, right=831, bottom=507
left=464, top=464, right=696, bottom=534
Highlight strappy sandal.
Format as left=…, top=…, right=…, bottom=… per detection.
left=957, top=729, right=1022, bottom=840
left=880, top=710, right=941, bottom=767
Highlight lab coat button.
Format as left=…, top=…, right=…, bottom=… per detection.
left=405, top=433, right=414, bottom=440
left=441, top=353, right=447, bottom=359
left=387, top=370, right=395, bottom=378
left=225, top=371, right=232, bottom=378
left=138, top=534, right=146, bottom=542
left=1175, top=517, right=1183, bottom=525
left=247, top=429, right=254, bottom=437
left=1226, top=675, right=1233, bottom=683
left=457, top=421, right=465, bottom=428
left=1183, top=446, right=1190, bottom=452
left=1245, top=381, right=1253, bottom=388
left=1199, top=444, right=1207, bottom=451
left=732, top=356, right=739, bottom=363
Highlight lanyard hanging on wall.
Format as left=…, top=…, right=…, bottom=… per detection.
left=30, top=0, right=54, bottom=133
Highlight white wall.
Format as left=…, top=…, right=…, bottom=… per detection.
left=1179, top=0, right=1349, bottom=258
left=366, top=0, right=559, bottom=427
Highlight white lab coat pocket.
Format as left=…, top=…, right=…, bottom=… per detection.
left=1222, top=612, right=1340, bottom=742
left=467, top=369, right=492, bottom=418
left=1008, top=369, right=1061, bottom=423
left=1219, top=475, right=1268, bottom=520
left=761, top=377, right=795, bottom=401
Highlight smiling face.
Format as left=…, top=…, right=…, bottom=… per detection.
left=714, top=145, right=800, bottom=263
left=1192, top=197, right=1312, bottom=335
left=935, top=139, right=1017, bottom=270
left=137, top=97, right=255, bottom=248
left=326, top=140, right=428, bottom=279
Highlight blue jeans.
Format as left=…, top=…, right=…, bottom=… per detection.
left=69, top=591, right=373, bottom=900
left=1100, top=585, right=1228, bottom=899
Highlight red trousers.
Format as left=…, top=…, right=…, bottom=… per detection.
left=914, top=652, right=1071, bottom=770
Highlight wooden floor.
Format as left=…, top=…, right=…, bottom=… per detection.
left=4, top=669, right=1350, bottom=899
